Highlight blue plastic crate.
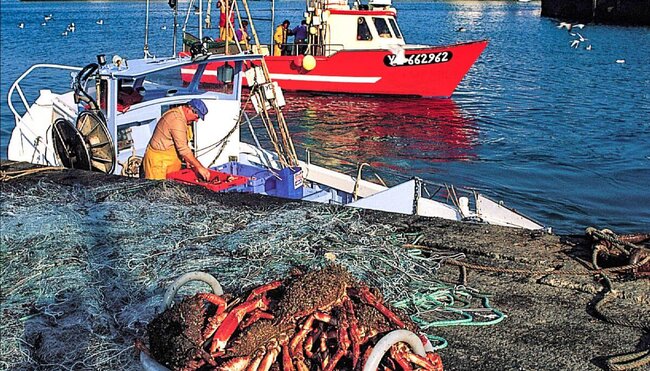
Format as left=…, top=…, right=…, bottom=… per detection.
left=215, top=162, right=304, bottom=199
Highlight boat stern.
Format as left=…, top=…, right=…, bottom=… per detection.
left=7, top=90, right=77, bottom=166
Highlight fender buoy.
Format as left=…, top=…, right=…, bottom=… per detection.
left=302, top=55, right=316, bottom=71
left=294, top=55, right=304, bottom=67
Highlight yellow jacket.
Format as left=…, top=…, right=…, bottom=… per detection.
left=273, top=25, right=288, bottom=56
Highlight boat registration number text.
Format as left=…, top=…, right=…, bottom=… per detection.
left=383, top=51, right=453, bottom=67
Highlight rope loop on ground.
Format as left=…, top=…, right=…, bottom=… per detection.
left=0, top=166, right=65, bottom=182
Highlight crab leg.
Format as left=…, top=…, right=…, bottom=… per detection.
left=245, top=280, right=282, bottom=301
left=294, top=354, right=309, bottom=371
left=279, top=334, right=295, bottom=371
left=426, top=352, right=444, bottom=371
left=210, top=295, right=271, bottom=352
left=303, top=327, right=321, bottom=359
left=290, top=312, right=332, bottom=355
left=344, top=298, right=362, bottom=368
left=323, top=311, right=351, bottom=371
left=389, top=343, right=414, bottom=371
left=404, top=352, right=443, bottom=371
left=353, top=286, right=406, bottom=328
left=239, top=308, right=274, bottom=330
left=258, top=339, right=280, bottom=371
left=197, top=293, right=229, bottom=340
left=245, top=349, right=264, bottom=371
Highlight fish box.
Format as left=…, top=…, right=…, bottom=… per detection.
left=166, top=168, right=249, bottom=192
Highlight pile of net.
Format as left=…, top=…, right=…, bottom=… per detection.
left=140, top=265, right=443, bottom=370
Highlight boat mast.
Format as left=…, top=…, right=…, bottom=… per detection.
left=271, top=0, right=275, bottom=49
left=171, top=0, right=178, bottom=56
left=144, top=0, right=151, bottom=58
left=199, top=0, right=203, bottom=40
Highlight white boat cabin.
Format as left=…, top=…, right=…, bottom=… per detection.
left=303, top=0, right=406, bottom=56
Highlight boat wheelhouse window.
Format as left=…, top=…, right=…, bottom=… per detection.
left=388, top=18, right=402, bottom=39
left=373, top=17, right=392, bottom=38
left=357, top=18, right=373, bottom=41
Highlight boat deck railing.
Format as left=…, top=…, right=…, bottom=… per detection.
left=257, top=43, right=345, bottom=57
left=7, top=64, right=82, bottom=123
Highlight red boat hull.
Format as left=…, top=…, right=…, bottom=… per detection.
left=181, top=40, right=487, bottom=97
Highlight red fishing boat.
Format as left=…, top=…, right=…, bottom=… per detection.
left=180, top=0, right=487, bottom=98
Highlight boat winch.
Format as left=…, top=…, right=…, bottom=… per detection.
left=52, top=110, right=116, bottom=174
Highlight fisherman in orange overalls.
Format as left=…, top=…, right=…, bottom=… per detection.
left=143, top=99, right=211, bottom=181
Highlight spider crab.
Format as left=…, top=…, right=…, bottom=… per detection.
left=142, top=265, right=444, bottom=371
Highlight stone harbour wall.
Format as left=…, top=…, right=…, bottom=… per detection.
left=542, top=0, right=650, bottom=25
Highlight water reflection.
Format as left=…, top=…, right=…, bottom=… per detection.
left=278, top=94, right=479, bottom=173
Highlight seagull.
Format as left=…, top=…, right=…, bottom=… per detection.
left=67, top=23, right=76, bottom=32
left=62, top=30, right=68, bottom=36
left=161, top=25, right=167, bottom=30
left=44, top=14, right=53, bottom=21
left=457, top=27, right=467, bottom=32
left=575, top=32, right=587, bottom=42
left=570, top=39, right=580, bottom=48
left=557, top=22, right=572, bottom=30
left=18, top=22, right=24, bottom=29
left=41, top=22, right=47, bottom=26
left=573, top=23, right=585, bottom=29
left=96, top=19, right=104, bottom=25
left=616, top=59, right=625, bottom=64
left=585, top=44, right=592, bottom=51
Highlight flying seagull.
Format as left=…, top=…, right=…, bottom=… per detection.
left=96, top=19, right=104, bottom=25
left=18, top=22, right=24, bottom=29
left=44, top=14, right=53, bottom=21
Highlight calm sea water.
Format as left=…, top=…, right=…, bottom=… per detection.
left=1, top=0, right=649, bottom=234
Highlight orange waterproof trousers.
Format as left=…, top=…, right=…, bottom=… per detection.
left=143, top=145, right=182, bottom=180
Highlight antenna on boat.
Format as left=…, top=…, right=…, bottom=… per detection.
left=143, top=0, right=154, bottom=58
left=170, top=0, right=178, bottom=56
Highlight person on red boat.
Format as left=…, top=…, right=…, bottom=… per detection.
left=235, top=20, right=250, bottom=50
left=273, top=20, right=292, bottom=56
left=218, top=0, right=235, bottom=41
left=143, top=99, right=211, bottom=181
left=292, top=20, right=308, bottom=54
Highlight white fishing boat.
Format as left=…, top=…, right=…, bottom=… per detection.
left=6, top=52, right=546, bottom=230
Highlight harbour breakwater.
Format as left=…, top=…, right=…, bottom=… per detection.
left=542, top=0, right=650, bottom=25
left=1, top=162, right=648, bottom=370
